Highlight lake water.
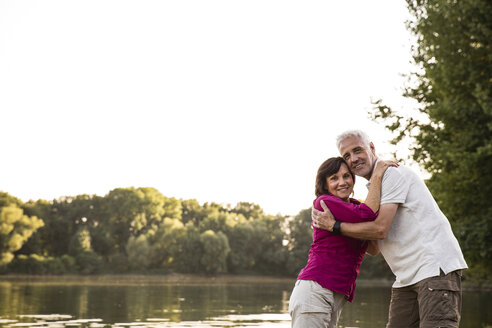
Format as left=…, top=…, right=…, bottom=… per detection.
left=0, top=275, right=490, bottom=328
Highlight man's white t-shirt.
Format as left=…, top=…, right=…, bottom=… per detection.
left=369, top=163, right=468, bottom=288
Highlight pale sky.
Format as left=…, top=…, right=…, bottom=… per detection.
left=0, top=0, right=419, bottom=216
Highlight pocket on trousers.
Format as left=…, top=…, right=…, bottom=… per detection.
left=301, top=281, right=332, bottom=314
left=299, top=302, right=329, bottom=314
left=425, top=280, right=460, bottom=322
left=289, top=280, right=332, bottom=314
left=427, top=280, right=460, bottom=292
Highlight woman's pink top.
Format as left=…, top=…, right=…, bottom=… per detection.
left=297, top=194, right=378, bottom=302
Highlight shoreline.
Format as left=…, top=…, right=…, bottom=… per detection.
left=0, top=273, right=296, bottom=286
left=0, top=273, right=489, bottom=291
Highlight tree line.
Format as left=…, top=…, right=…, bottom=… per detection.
left=372, top=0, right=491, bottom=282
left=0, top=188, right=392, bottom=278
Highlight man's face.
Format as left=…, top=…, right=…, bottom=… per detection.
left=338, top=135, right=377, bottom=180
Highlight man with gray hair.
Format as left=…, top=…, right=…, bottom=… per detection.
left=312, top=129, right=467, bottom=328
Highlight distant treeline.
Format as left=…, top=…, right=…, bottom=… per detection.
left=0, top=189, right=392, bottom=278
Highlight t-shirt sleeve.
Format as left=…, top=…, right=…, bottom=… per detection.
left=315, top=195, right=378, bottom=223
left=380, top=166, right=409, bottom=205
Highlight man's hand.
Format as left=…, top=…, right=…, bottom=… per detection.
left=312, top=200, right=336, bottom=232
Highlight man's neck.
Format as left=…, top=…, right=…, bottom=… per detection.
left=365, top=158, right=379, bottom=181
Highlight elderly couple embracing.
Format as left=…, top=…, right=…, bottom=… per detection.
left=288, top=130, right=467, bottom=328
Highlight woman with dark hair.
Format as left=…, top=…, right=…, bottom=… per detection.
left=289, top=157, right=397, bottom=328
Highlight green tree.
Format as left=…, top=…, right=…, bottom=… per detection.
left=200, top=230, right=230, bottom=274
left=171, top=224, right=203, bottom=273
left=19, top=199, right=54, bottom=256
left=227, top=221, right=258, bottom=273
left=198, top=211, right=242, bottom=234
left=251, top=214, right=288, bottom=275
left=181, top=199, right=208, bottom=225
left=126, top=234, right=152, bottom=270
left=372, top=0, right=492, bottom=279
left=69, top=227, right=92, bottom=256
left=148, top=218, right=185, bottom=269
left=230, top=202, right=265, bottom=220
left=0, top=205, right=44, bottom=265
left=0, top=192, right=23, bottom=208
left=181, top=200, right=226, bottom=226
left=285, top=208, right=313, bottom=276
left=74, top=251, right=103, bottom=274
left=101, top=187, right=181, bottom=255
left=67, top=223, right=102, bottom=274
left=21, top=195, right=102, bottom=258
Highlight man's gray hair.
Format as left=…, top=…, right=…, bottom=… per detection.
left=336, top=130, right=372, bottom=150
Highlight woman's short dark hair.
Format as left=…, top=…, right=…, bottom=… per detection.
left=315, top=157, right=355, bottom=198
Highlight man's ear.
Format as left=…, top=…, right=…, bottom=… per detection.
left=369, top=142, right=376, bottom=156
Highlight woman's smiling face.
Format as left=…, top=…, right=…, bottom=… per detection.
left=326, top=163, right=354, bottom=202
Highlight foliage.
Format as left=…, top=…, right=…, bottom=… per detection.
left=101, top=187, right=181, bottom=254
left=74, top=251, right=103, bottom=274
left=181, top=199, right=216, bottom=226
left=106, top=252, right=129, bottom=272
left=60, top=254, right=77, bottom=273
left=21, top=196, right=102, bottom=257
left=0, top=187, right=395, bottom=279
left=199, top=230, right=230, bottom=274
left=0, top=205, right=44, bottom=265
left=8, top=254, right=73, bottom=274
left=358, top=254, right=394, bottom=280
left=148, top=218, right=185, bottom=269
left=2, top=188, right=294, bottom=276
left=285, top=208, right=313, bottom=276
left=126, top=234, right=152, bottom=270
left=371, top=0, right=492, bottom=279
left=20, top=199, right=55, bottom=256
left=198, top=211, right=242, bottom=234
left=230, top=202, right=265, bottom=220
left=251, top=215, right=288, bottom=275
left=0, top=192, right=23, bottom=208
left=69, top=227, right=92, bottom=256
left=171, top=224, right=203, bottom=273
left=227, top=221, right=258, bottom=273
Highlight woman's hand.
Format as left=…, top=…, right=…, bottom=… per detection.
left=373, top=159, right=399, bottom=177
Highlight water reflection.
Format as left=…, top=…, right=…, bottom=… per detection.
left=0, top=276, right=490, bottom=328
left=3, top=313, right=291, bottom=328
left=0, top=277, right=292, bottom=326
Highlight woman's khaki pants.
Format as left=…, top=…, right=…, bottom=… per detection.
left=289, top=280, right=347, bottom=328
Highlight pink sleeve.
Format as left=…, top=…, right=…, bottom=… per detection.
left=314, top=194, right=378, bottom=223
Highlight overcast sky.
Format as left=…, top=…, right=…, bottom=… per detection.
left=0, top=0, right=418, bottom=216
